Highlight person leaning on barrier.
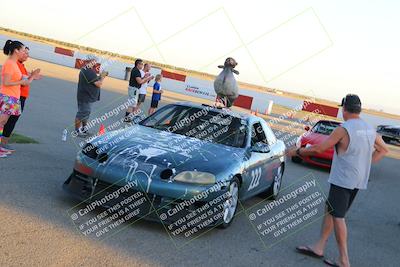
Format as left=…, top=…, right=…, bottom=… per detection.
left=287, top=94, right=389, bottom=267
left=74, top=55, right=108, bottom=137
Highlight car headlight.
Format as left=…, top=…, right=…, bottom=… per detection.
left=173, top=171, right=216, bottom=185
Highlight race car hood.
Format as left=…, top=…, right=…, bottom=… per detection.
left=302, top=132, right=329, bottom=145
left=301, top=132, right=334, bottom=154
left=89, top=125, right=246, bottom=176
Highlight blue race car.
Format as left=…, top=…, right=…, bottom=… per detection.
left=63, top=102, right=286, bottom=228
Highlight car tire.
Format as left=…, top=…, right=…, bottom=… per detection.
left=218, top=177, right=240, bottom=229
left=263, top=164, right=284, bottom=200
left=291, top=156, right=302, bottom=164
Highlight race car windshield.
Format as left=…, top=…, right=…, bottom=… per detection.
left=312, top=121, right=340, bottom=135
left=140, top=105, right=247, bottom=148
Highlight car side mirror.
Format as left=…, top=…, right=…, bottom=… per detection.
left=304, top=126, right=310, bottom=131
left=251, top=142, right=271, bottom=153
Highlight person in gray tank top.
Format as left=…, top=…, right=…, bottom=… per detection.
left=288, top=94, right=389, bottom=267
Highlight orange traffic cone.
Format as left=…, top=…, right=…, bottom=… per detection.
left=98, top=124, right=105, bottom=135
left=255, top=109, right=259, bottom=116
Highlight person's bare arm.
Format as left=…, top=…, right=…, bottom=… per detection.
left=136, top=75, right=154, bottom=85
left=28, top=68, right=41, bottom=80
left=3, top=73, right=33, bottom=86
left=372, top=134, right=389, bottom=163
left=287, top=127, right=346, bottom=157
left=93, top=77, right=104, bottom=88
left=93, top=71, right=108, bottom=88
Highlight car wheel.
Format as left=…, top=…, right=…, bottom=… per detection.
left=263, top=164, right=284, bottom=200
left=291, top=156, right=302, bottom=163
left=218, top=177, right=240, bottom=229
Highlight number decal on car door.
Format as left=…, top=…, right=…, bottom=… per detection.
left=248, top=168, right=262, bottom=191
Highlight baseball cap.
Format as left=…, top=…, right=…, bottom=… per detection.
left=339, top=94, right=362, bottom=109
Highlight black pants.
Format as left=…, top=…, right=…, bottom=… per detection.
left=3, top=97, right=26, bottom=138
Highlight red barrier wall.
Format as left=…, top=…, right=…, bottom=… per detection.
left=54, top=47, right=74, bottom=57
left=234, top=94, right=253, bottom=109
left=302, top=101, right=339, bottom=117
left=161, top=70, right=186, bottom=82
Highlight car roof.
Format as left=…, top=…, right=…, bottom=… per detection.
left=173, top=101, right=258, bottom=121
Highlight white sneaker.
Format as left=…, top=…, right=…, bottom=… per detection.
left=1, top=144, right=15, bottom=152
left=79, top=127, right=93, bottom=136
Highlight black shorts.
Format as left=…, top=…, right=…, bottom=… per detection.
left=138, top=94, right=146, bottom=103
left=151, top=100, right=159, bottom=108
left=326, top=184, right=358, bottom=218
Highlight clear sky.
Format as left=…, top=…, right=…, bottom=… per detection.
left=1, top=0, right=399, bottom=115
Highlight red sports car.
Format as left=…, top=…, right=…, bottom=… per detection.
left=292, top=120, right=341, bottom=168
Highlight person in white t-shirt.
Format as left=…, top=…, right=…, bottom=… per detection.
left=136, top=63, right=152, bottom=112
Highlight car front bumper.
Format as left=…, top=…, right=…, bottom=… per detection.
left=63, top=170, right=230, bottom=225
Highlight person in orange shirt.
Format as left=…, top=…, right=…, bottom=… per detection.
left=1, top=46, right=40, bottom=152
left=0, top=40, right=40, bottom=157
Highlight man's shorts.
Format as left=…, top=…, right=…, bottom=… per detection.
left=0, top=94, right=21, bottom=116
left=326, top=184, right=358, bottom=218
left=128, top=86, right=139, bottom=106
left=150, top=100, right=159, bottom=108
left=138, top=94, right=146, bottom=104
left=76, top=101, right=93, bottom=120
